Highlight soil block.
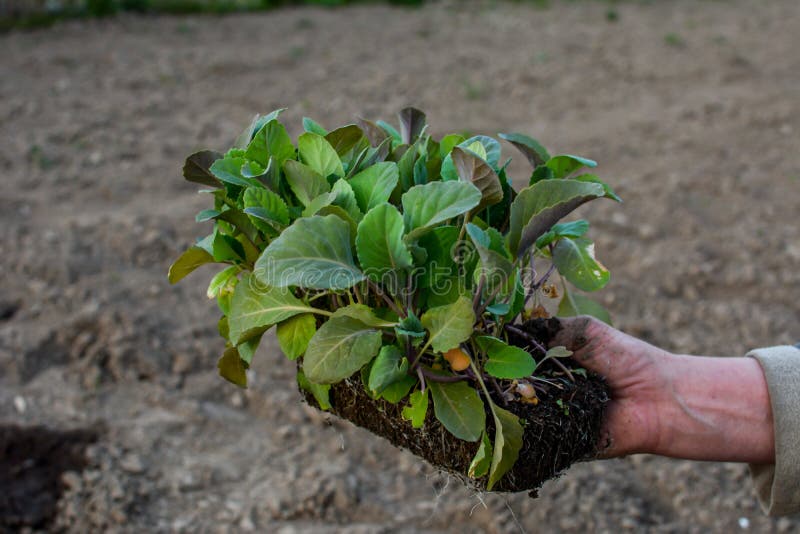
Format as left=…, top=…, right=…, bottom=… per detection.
left=301, top=318, right=609, bottom=495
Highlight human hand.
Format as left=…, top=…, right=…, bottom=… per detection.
left=552, top=316, right=774, bottom=463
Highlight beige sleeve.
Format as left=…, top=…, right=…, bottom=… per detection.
left=748, top=345, right=800, bottom=516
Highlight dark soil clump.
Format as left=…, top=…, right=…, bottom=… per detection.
left=301, top=318, right=609, bottom=494
left=0, top=424, right=100, bottom=530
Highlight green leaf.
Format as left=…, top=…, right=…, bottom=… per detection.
left=441, top=135, right=502, bottom=181
left=476, top=336, right=536, bottom=379
left=529, top=165, right=555, bottom=185
left=356, top=117, right=390, bottom=147
left=234, top=109, right=286, bottom=148
left=243, top=186, right=290, bottom=233
left=466, top=224, right=514, bottom=293
left=217, top=346, right=247, bottom=388
left=325, top=124, right=364, bottom=157
left=402, top=181, right=482, bottom=240
left=368, top=345, right=409, bottom=394
left=552, top=237, right=610, bottom=292
left=572, top=173, right=622, bottom=202
left=298, top=132, right=344, bottom=178
left=206, top=265, right=239, bottom=299
left=330, top=179, right=363, bottom=222
left=245, top=120, right=295, bottom=169
left=420, top=296, right=475, bottom=353
left=237, top=333, right=262, bottom=365
left=378, top=375, right=416, bottom=403
left=254, top=215, right=364, bottom=290
left=508, top=179, right=606, bottom=258
left=487, top=405, right=523, bottom=490
left=302, top=117, right=328, bottom=136
left=283, top=160, right=331, bottom=207
left=168, top=246, right=215, bottom=284
left=301, top=192, right=336, bottom=217
left=535, top=219, right=589, bottom=249
left=297, top=368, right=331, bottom=410
left=356, top=203, right=413, bottom=282
left=228, top=274, right=320, bottom=344
left=303, top=316, right=382, bottom=384
left=557, top=287, right=612, bottom=325
left=212, top=231, right=245, bottom=262
left=402, top=388, right=429, bottom=428
left=209, top=156, right=262, bottom=188
left=196, top=209, right=220, bottom=222
left=331, top=303, right=397, bottom=327
left=428, top=380, right=485, bottom=442
left=451, top=147, right=503, bottom=212
left=545, top=154, right=597, bottom=179
left=276, top=313, right=317, bottom=360
left=546, top=346, right=573, bottom=358
left=348, top=162, right=399, bottom=213
left=498, top=132, right=550, bottom=169
left=376, top=120, right=402, bottom=144
left=183, top=150, right=223, bottom=187
left=469, top=432, right=493, bottom=478
left=398, top=107, right=427, bottom=144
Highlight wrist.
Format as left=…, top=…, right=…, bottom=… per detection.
left=652, top=354, right=774, bottom=463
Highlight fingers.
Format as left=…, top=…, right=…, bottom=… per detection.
left=550, top=315, right=616, bottom=377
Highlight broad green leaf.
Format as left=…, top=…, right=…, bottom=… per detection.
left=356, top=203, right=413, bottom=282
left=217, top=346, right=247, bottom=388
left=183, top=150, right=223, bottom=187
left=325, top=124, right=364, bottom=157
left=535, top=219, right=589, bottom=249
left=441, top=135, right=502, bottom=181
left=301, top=192, right=335, bottom=217
left=439, top=134, right=465, bottom=158
left=376, top=120, right=402, bottom=144
left=428, top=380, right=485, bottom=442
left=508, top=179, right=606, bottom=257
left=331, top=303, right=397, bottom=328
left=212, top=231, right=245, bottom=262
left=402, top=181, right=482, bottom=240
left=545, top=154, right=597, bottom=179
left=476, top=336, right=536, bottom=379
left=276, top=313, right=317, bottom=360
left=348, top=162, right=399, bottom=213
left=283, top=160, right=331, bottom=207
left=466, top=224, right=514, bottom=293
left=402, top=388, right=429, bottom=428
left=315, top=205, right=358, bottom=240
left=302, top=117, right=328, bottom=136
left=330, top=179, right=363, bottom=222
left=228, top=274, right=319, bottom=344
left=487, top=404, right=523, bottom=490
left=245, top=120, right=295, bottom=169
left=451, top=147, right=503, bottom=212
left=254, top=215, right=364, bottom=290
left=356, top=117, right=390, bottom=147
left=396, top=311, right=426, bottom=338
left=378, top=374, right=416, bottom=403
left=238, top=332, right=263, bottom=365
left=298, top=132, right=344, bottom=178
left=206, top=265, right=239, bottom=299
left=209, top=156, right=262, bottom=188
left=297, top=368, right=331, bottom=410
left=420, top=296, right=475, bottom=353
left=529, top=165, right=555, bottom=185
left=498, top=132, right=550, bottom=168
left=557, top=287, right=612, bottom=325
left=552, top=237, right=610, bottom=292
left=303, top=316, right=382, bottom=384
left=572, top=173, right=622, bottom=202
left=168, top=246, right=215, bottom=284
left=368, top=345, right=409, bottom=394
left=243, top=186, right=290, bottom=233
left=469, top=432, right=493, bottom=479
left=234, top=109, right=286, bottom=148
left=196, top=209, right=220, bottom=222
left=398, top=107, right=426, bottom=144
left=417, top=225, right=461, bottom=289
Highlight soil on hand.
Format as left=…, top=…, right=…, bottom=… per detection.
left=1, top=0, right=798, bottom=531
left=304, top=318, right=608, bottom=494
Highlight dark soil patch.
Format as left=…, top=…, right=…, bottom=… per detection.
left=302, top=318, right=609, bottom=494
left=0, top=424, right=100, bottom=531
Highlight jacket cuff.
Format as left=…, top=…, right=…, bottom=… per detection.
left=748, top=345, right=800, bottom=516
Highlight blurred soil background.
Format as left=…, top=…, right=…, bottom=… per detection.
left=1, top=0, right=799, bottom=532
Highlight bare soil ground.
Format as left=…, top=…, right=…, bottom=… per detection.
left=1, top=1, right=799, bottom=531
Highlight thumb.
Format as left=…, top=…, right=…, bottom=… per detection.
left=550, top=315, right=615, bottom=378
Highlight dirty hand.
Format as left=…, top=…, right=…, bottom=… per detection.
left=552, top=316, right=774, bottom=464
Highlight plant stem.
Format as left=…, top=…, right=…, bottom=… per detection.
left=472, top=273, right=486, bottom=312
left=416, top=366, right=426, bottom=393
left=367, top=279, right=406, bottom=318
left=534, top=262, right=557, bottom=290
left=419, top=367, right=468, bottom=383
left=475, top=282, right=506, bottom=318
left=353, top=284, right=364, bottom=305
left=504, top=324, right=546, bottom=355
